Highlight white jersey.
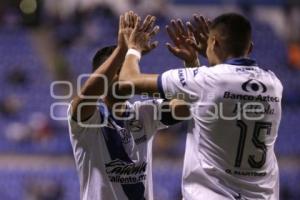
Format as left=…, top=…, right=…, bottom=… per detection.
left=158, top=58, right=283, bottom=200
left=68, top=100, right=167, bottom=200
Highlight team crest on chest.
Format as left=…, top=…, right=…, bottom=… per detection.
left=119, top=128, right=131, bottom=144
left=128, top=120, right=143, bottom=132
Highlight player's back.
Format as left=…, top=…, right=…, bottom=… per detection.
left=183, top=60, right=283, bottom=200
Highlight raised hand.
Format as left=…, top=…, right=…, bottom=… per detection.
left=128, top=15, right=160, bottom=54
left=118, top=14, right=127, bottom=49
left=118, top=11, right=141, bottom=50
left=166, top=19, right=198, bottom=65
left=122, top=11, right=138, bottom=47
left=186, top=14, right=211, bottom=57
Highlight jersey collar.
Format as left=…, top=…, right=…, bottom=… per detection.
left=99, top=101, right=129, bottom=127
left=224, top=58, right=257, bottom=66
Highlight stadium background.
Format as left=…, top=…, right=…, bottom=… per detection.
left=0, top=0, right=300, bottom=199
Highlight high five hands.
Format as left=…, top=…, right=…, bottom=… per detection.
left=119, top=11, right=210, bottom=61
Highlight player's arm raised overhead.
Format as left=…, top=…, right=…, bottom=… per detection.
left=119, top=14, right=206, bottom=102
left=71, top=14, right=129, bottom=122
left=118, top=14, right=160, bottom=95
left=117, top=13, right=191, bottom=120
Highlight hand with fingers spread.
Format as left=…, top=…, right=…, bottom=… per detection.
left=118, top=11, right=137, bottom=50
left=166, top=19, right=199, bottom=67
left=186, top=14, right=211, bottom=57
left=128, top=15, right=160, bottom=54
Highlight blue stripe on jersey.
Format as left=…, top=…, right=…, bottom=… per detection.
left=157, top=74, right=166, bottom=99
left=224, top=58, right=257, bottom=66
left=99, top=106, right=146, bottom=200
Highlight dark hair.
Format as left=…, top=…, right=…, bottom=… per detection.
left=92, top=45, right=117, bottom=72
left=210, top=13, right=252, bottom=57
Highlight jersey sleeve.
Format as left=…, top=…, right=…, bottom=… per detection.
left=67, top=103, right=102, bottom=141
left=157, top=67, right=207, bottom=102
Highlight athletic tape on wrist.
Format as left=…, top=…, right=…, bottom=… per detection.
left=126, top=49, right=141, bottom=60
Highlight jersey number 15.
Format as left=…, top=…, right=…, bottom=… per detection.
left=235, top=120, right=272, bottom=169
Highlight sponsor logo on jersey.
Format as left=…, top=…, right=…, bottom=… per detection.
left=105, top=159, right=147, bottom=184
left=134, top=135, right=147, bottom=144
left=178, top=69, right=186, bottom=86
left=233, top=103, right=275, bottom=115
left=223, top=78, right=281, bottom=102
left=236, top=67, right=256, bottom=72
left=242, top=79, right=267, bottom=93
left=193, top=68, right=199, bottom=76
left=223, top=92, right=280, bottom=102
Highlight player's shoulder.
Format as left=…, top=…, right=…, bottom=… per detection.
left=67, top=101, right=103, bottom=141
left=205, top=63, right=253, bottom=74
left=129, top=99, right=163, bottom=111
left=262, top=68, right=283, bottom=91
left=210, top=63, right=279, bottom=78
left=189, top=64, right=230, bottom=80
left=194, top=64, right=233, bottom=76
left=263, top=68, right=281, bottom=81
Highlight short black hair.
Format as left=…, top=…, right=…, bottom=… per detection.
left=210, top=13, right=252, bottom=57
left=92, top=45, right=117, bottom=72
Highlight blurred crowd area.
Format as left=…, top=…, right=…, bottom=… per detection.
left=0, top=0, right=300, bottom=200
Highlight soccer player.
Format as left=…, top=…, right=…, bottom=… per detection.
left=68, top=12, right=188, bottom=200
left=120, top=13, right=283, bottom=200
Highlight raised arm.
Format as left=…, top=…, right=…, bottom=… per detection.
left=119, top=54, right=160, bottom=95
left=71, top=14, right=129, bottom=122
left=118, top=13, right=198, bottom=119
left=118, top=14, right=161, bottom=96
left=119, top=14, right=201, bottom=99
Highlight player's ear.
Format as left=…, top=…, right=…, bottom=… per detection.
left=211, top=36, right=217, bottom=50
left=212, top=36, right=222, bottom=56
left=248, top=41, right=253, bottom=55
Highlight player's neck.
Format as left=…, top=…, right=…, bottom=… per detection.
left=218, top=54, right=249, bottom=65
